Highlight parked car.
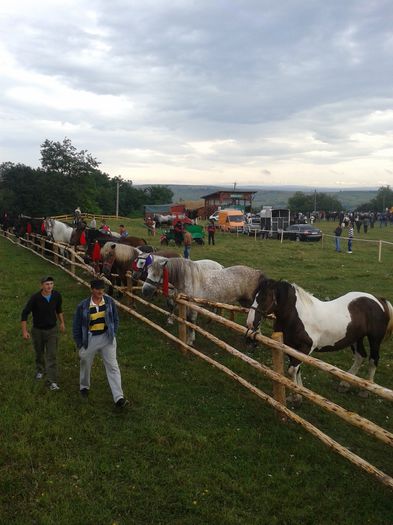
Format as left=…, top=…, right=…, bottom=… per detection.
left=283, top=224, right=322, bottom=242
left=218, top=209, right=245, bottom=232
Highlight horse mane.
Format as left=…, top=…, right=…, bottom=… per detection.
left=292, top=283, right=315, bottom=306
left=166, top=258, right=189, bottom=284
left=101, top=242, right=140, bottom=264
left=379, top=297, right=393, bottom=339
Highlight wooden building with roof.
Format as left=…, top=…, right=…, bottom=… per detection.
left=202, top=189, right=257, bottom=217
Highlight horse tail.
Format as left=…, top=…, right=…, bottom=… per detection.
left=383, top=299, right=393, bottom=339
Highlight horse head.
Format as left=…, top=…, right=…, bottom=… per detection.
left=132, top=253, right=154, bottom=283
left=44, top=218, right=55, bottom=240
left=101, top=243, right=117, bottom=276
left=141, top=259, right=168, bottom=299
left=246, top=279, right=281, bottom=331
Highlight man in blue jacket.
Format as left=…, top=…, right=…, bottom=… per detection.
left=72, top=279, right=128, bottom=408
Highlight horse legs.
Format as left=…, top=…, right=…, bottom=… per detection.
left=186, top=309, right=198, bottom=346
left=338, top=339, right=366, bottom=392
left=166, top=297, right=176, bottom=325
left=287, top=362, right=303, bottom=407
left=358, top=337, right=381, bottom=398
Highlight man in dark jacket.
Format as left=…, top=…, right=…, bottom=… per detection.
left=334, top=224, right=342, bottom=252
left=72, top=279, right=128, bottom=408
left=21, top=276, right=65, bottom=390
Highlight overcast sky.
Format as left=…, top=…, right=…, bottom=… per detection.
left=1, top=0, right=393, bottom=188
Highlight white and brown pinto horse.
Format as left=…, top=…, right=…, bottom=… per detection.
left=143, top=259, right=265, bottom=345
left=247, top=279, right=393, bottom=401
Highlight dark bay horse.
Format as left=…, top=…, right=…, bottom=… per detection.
left=247, top=279, right=393, bottom=401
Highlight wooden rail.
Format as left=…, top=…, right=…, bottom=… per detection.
left=2, top=228, right=393, bottom=490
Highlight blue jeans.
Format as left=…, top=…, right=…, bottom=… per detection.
left=335, top=237, right=341, bottom=251
left=183, top=246, right=191, bottom=259
left=348, top=239, right=353, bottom=252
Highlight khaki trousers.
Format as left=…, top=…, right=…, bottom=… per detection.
left=32, top=326, right=58, bottom=382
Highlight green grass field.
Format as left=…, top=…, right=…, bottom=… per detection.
left=1, top=219, right=393, bottom=525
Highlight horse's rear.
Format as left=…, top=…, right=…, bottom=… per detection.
left=120, top=236, right=147, bottom=247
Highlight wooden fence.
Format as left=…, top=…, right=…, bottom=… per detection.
left=2, top=228, right=393, bottom=490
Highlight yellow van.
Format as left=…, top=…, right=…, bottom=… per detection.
left=218, top=209, right=245, bottom=232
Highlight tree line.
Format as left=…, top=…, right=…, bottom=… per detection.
left=287, top=186, right=393, bottom=214
left=0, top=138, right=173, bottom=217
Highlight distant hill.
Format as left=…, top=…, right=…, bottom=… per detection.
left=135, top=184, right=377, bottom=210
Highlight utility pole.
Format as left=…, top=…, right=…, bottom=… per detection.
left=116, top=181, right=120, bottom=218
left=314, top=189, right=317, bottom=212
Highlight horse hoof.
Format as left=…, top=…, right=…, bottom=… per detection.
left=287, top=395, right=302, bottom=408
left=337, top=381, right=350, bottom=393
left=358, top=390, right=369, bottom=399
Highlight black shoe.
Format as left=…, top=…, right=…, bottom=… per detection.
left=80, top=388, right=89, bottom=399
left=115, top=397, right=129, bottom=408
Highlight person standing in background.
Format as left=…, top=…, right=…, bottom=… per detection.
left=334, top=224, right=342, bottom=252
left=207, top=220, right=216, bottom=245
left=21, top=276, right=65, bottom=390
left=347, top=223, right=354, bottom=253
left=119, top=224, right=129, bottom=238
left=183, top=229, right=192, bottom=259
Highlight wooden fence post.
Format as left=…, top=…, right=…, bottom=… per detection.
left=126, top=272, right=134, bottom=307
left=40, top=237, right=45, bottom=256
left=178, top=302, right=188, bottom=355
left=53, top=243, right=59, bottom=265
left=271, top=331, right=287, bottom=418
left=70, top=249, right=75, bottom=275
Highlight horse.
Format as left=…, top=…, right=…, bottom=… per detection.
left=154, top=214, right=175, bottom=226
left=100, top=243, right=142, bottom=286
left=100, top=243, right=179, bottom=286
left=80, top=227, right=147, bottom=249
left=44, top=218, right=73, bottom=243
left=246, top=278, right=393, bottom=403
left=142, top=260, right=265, bottom=345
left=132, top=251, right=181, bottom=282
left=15, top=215, right=46, bottom=237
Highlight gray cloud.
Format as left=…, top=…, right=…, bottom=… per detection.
left=1, top=0, right=393, bottom=185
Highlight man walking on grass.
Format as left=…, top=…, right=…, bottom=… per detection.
left=72, top=279, right=128, bottom=408
left=21, top=276, right=65, bottom=391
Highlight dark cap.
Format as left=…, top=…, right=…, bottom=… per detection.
left=41, top=276, right=54, bottom=283
left=90, top=279, right=105, bottom=289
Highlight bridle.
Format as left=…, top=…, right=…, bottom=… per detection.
left=245, top=290, right=277, bottom=341
left=144, top=276, right=162, bottom=289
left=249, top=291, right=277, bottom=316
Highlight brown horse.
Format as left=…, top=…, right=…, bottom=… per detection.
left=101, top=243, right=180, bottom=285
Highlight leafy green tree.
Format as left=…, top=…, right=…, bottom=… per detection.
left=356, top=186, right=393, bottom=212
left=144, top=185, right=173, bottom=205
left=0, top=139, right=174, bottom=216
left=288, top=191, right=342, bottom=213
left=40, top=138, right=100, bottom=178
